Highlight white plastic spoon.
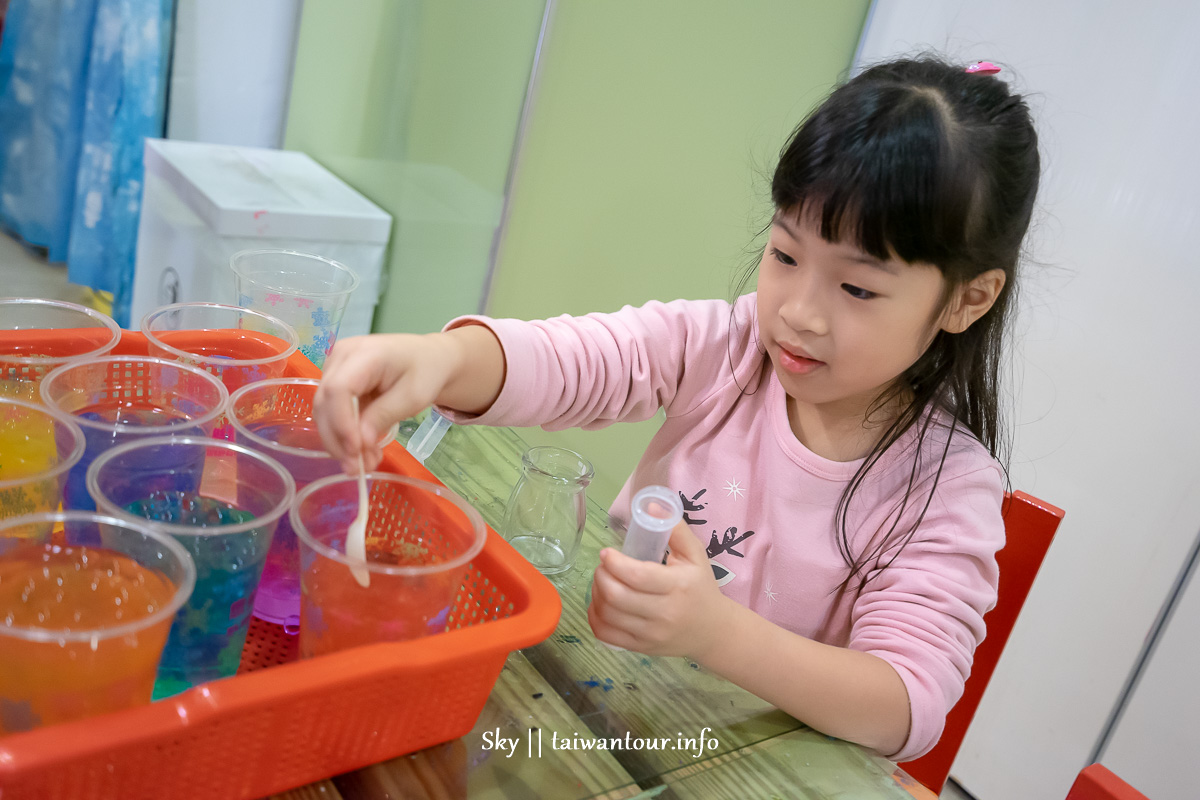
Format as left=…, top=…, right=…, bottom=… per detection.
left=346, top=396, right=370, bottom=587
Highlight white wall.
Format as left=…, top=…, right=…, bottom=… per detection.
left=166, top=0, right=303, bottom=148
left=1102, top=551, right=1200, bottom=800
left=857, top=2, right=1200, bottom=799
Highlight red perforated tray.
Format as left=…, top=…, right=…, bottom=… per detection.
left=0, top=329, right=562, bottom=800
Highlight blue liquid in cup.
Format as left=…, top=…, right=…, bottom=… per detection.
left=121, top=490, right=268, bottom=699
left=63, top=406, right=206, bottom=513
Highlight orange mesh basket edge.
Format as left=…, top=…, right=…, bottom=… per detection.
left=0, top=329, right=562, bottom=800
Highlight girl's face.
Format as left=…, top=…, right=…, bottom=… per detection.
left=756, top=211, right=950, bottom=429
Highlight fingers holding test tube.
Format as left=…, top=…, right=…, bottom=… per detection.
left=588, top=516, right=729, bottom=658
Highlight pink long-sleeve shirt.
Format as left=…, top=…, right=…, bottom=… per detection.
left=442, top=294, right=1004, bottom=761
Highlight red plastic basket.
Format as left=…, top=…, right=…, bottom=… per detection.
left=0, top=329, right=562, bottom=800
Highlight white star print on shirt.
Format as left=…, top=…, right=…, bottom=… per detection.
left=762, top=579, right=779, bottom=603
left=723, top=479, right=745, bottom=499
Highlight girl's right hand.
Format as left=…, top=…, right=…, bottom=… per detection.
left=313, top=324, right=506, bottom=475
left=314, top=332, right=462, bottom=474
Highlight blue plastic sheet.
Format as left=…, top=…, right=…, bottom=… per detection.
left=0, top=0, right=173, bottom=325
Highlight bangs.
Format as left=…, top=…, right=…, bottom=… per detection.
left=772, top=84, right=984, bottom=269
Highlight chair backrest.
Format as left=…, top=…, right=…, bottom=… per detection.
left=1065, top=764, right=1151, bottom=800
left=900, top=490, right=1064, bottom=794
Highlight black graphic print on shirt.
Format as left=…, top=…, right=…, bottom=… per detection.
left=680, top=488, right=707, bottom=525
left=677, top=487, right=756, bottom=587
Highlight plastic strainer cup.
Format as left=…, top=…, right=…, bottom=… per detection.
left=291, top=473, right=486, bottom=658
left=0, top=298, right=122, bottom=401
left=0, top=398, right=85, bottom=525
left=86, top=435, right=295, bottom=698
left=39, top=356, right=229, bottom=514
left=140, top=302, right=299, bottom=395
left=230, top=249, right=359, bottom=369
left=0, top=511, right=196, bottom=734
left=228, top=378, right=341, bottom=631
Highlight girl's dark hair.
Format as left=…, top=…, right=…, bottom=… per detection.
left=768, top=56, right=1040, bottom=592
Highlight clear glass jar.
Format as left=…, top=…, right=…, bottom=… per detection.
left=500, top=446, right=593, bottom=574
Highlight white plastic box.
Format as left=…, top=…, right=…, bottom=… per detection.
left=132, top=139, right=392, bottom=339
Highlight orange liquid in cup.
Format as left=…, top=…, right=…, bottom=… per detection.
left=0, top=543, right=178, bottom=734
left=299, top=542, right=463, bottom=659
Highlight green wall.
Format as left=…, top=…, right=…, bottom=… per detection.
left=488, top=1, right=870, bottom=506
left=285, top=1, right=870, bottom=507
left=284, top=0, right=546, bottom=334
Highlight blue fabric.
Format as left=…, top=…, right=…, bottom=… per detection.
left=0, top=0, right=173, bottom=326
left=0, top=0, right=99, bottom=261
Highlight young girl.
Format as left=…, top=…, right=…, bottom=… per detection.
left=313, top=56, right=1040, bottom=763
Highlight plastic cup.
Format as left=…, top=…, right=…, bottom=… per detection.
left=228, top=378, right=341, bottom=631
left=0, top=298, right=122, bottom=401
left=140, top=302, right=299, bottom=395
left=0, top=511, right=196, bottom=734
left=142, top=302, right=299, bottom=442
left=86, top=435, right=295, bottom=698
left=0, top=398, right=85, bottom=526
left=230, top=249, right=359, bottom=369
left=291, top=473, right=486, bottom=658
left=39, top=356, right=229, bottom=515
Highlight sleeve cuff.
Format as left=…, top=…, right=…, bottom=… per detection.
left=436, top=314, right=540, bottom=426
left=867, top=649, right=949, bottom=762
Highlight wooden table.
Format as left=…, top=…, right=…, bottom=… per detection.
left=275, top=419, right=936, bottom=800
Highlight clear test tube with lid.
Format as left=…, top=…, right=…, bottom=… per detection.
left=620, top=485, right=683, bottom=563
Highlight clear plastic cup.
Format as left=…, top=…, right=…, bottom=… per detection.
left=0, top=298, right=122, bottom=401
left=39, top=356, right=229, bottom=514
left=0, top=398, right=86, bottom=526
left=230, top=249, right=359, bottom=369
left=86, top=435, right=295, bottom=698
left=0, top=511, right=196, bottom=734
left=228, top=378, right=341, bottom=631
left=291, top=473, right=486, bottom=658
left=140, top=302, right=299, bottom=395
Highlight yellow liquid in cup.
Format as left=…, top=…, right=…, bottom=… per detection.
left=0, top=414, right=56, bottom=479
left=0, top=409, right=61, bottom=520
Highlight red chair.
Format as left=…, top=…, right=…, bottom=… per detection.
left=1065, top=764, right=1150, bottom=800
left=900, top=490, right=1065, bottom=794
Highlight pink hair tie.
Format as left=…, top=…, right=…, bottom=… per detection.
left=965, top=61, right=1001, bottom=75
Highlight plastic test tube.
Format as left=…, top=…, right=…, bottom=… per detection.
left=590, top=485, right=683, bottom=652
left=406, top=409, right=452, bottom=464
left=621, top=485, right=683, bottom=563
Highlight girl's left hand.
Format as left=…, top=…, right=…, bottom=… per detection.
left=586, top=519, right=732, bottom=659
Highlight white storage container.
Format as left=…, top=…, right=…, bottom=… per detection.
left=132, top=139, right=392, bottom=339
